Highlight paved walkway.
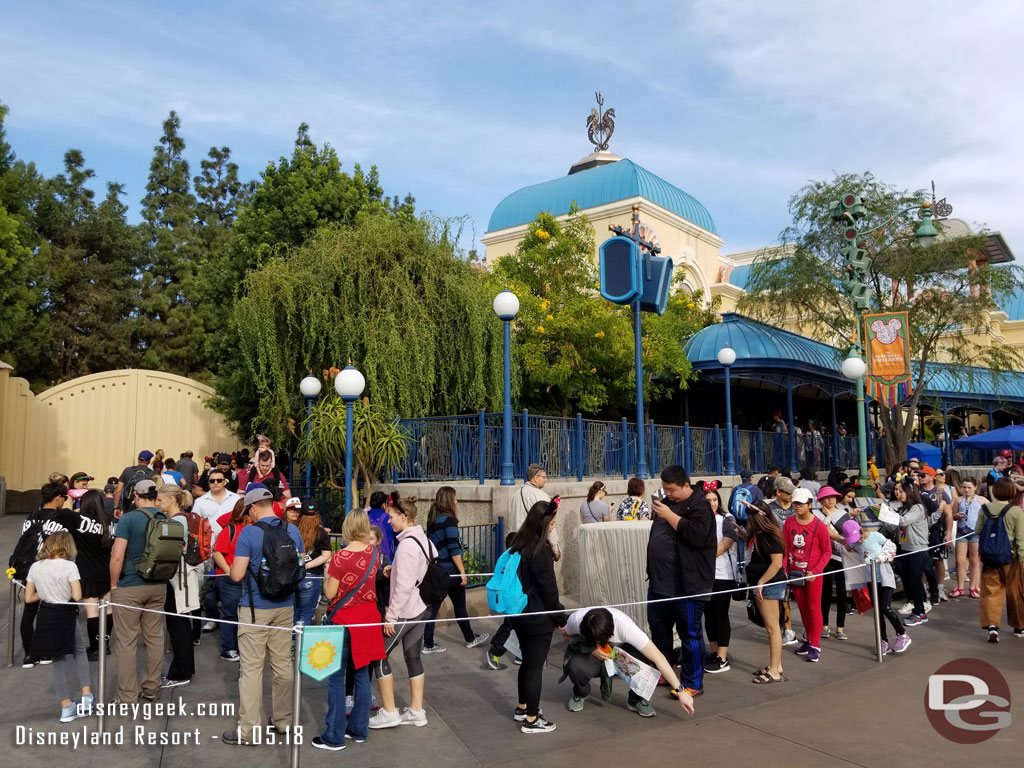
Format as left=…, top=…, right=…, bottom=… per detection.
left=1, top=513, right=1021, bottom=767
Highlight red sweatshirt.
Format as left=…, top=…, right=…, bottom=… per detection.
left=782, top=514, right=831, bottom=577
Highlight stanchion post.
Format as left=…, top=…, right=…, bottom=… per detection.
left=98, top=598, right=109, bottom=729
left=7, top=580, right=17, bottom=667
left=869, top=560, right=883, bottom=663
left=291, top=622, right=304, bottom=768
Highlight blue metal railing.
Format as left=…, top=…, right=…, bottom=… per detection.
left=459, top=518, right=504, bottom=589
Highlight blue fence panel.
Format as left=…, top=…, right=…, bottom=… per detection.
left=460, top=519, right=503, bottom=589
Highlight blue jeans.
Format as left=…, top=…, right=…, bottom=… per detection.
left=217, top=578, right=244, bottom=653
left=294, top=578, right=321, bottom=629
left=322, top=631, right=370, bottom=746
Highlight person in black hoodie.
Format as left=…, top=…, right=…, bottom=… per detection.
left=8, top=481, right=71, bottom=666
left=649, top=465, right=716, bottom=697
left=509, top=497, right=565, bottom=734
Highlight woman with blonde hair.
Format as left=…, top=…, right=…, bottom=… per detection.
left=155, top=483, right=200, bottom=688
left=313, top=508, right=386, bottom=750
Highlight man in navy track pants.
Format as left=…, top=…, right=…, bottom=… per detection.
left=647, top=465, right=716, bottom=697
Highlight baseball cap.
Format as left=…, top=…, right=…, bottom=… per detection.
left=774, top=477, right=796, bottom=495
left=842, top=518, right=862, bottom=546
left=1000, top=449, right=1013, bottom=458
left=817, top=486, right=842, bottom=500
left=792, top=488, right=814, bottom=505
left=217, top=453, right=231, bottom=464
left=103, top=483, right=117, bottom=494
left=138, top=450, right=154, bottom=461
left=284, top=497, right=302, bottom=510
left=918, top=466, right=935, bottom=477
left=739, top=468, right=753, bottom=480
left=244, top=485, right=275, bottom=506
left=134, top=478, right=157, bottom=496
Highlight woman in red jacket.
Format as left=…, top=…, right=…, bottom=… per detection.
left=783, top=488, right=831, bottom=663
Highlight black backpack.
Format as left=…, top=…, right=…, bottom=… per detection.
left=409, top=535, right=449, bottom=605
left=248, top=520, right=303, bottom=620
left=8, top=512, right=46, bottom=581
left=121, top=466, right=154, bottom=512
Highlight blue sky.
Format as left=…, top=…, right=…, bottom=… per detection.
left=2, top=1, right=1022, bottom=255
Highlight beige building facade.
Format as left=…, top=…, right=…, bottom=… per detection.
left=0, top=362, right=239, bottom=492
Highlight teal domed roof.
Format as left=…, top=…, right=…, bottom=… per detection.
left=486, top=159, right=717, bottom=235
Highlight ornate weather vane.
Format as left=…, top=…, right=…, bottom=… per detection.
left=586, top=92, right=615, bottom=152
left=929, top=180, right=953, bottom=219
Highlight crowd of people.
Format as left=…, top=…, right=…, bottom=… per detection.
left=8, top=442, right=1024, bottom=747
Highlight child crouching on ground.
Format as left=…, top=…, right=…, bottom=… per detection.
left=843, top=520, right=911, bottom=654
left=25, top=531, right=94, bottom=721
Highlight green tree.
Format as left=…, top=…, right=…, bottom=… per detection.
left=219, top=211, right=503, bottom=443
left=296, top=389, right=409, bottom=500
left=137, top=111, right=206, bottom=376
left=0, top=103, right=50, bottom=382
left=207, top=125, right=415, bottom=435
left=494, top=210, right=714, bottom=417
left=33, top=151, right=139, bottom=380
left=738, top=171, right=1024, bottom=467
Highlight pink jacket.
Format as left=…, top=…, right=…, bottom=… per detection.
left=386, top=526, right=435, bottom=623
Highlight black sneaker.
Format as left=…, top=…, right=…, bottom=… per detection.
left=1014, top=628, right=1024, bottom=638
left=21, top=655, right=39, bottom=668
left=221, top=729, right=243, bottom=746
left=87, top=648, right=99, bottom=662
left=520, top=716, right=556, bottom=734
left=987, top=626, right=1000, bottom=643
left=311, top=736, right=345, bottom=751
left=705, top=655, right=730, bottom=674
left=485, top=652, right=504, bottom=670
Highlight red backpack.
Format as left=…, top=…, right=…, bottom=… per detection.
left=181, top=511, right=213, bottom=566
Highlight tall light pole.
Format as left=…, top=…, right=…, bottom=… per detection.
left=842, top=352, right=869, bottom=486
left=493, top=290, right=519, bottom=486
left=718, top=346, right=737, bottom=476
left=832, top=195, right=941, bottom=488
left=335, top=364, right=365, bottom=513
left=299, top=374, right=322, bottom=496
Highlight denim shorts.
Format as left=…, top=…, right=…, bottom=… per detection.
left=967, top=533, right=980, bottom=545
left=759, top=582, right=787, bottom=600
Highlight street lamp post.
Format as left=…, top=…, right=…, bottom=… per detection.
left=493, top=290, right=519, bottom=486
left=334, top=364, right=365, bottom=513
left=832, top=195, right=942, bottom=486
left=299, top=374, right=322, bottom=497
left=718, top=346, right=737, bottom=476
left=842, top=352, right=869, bottom=486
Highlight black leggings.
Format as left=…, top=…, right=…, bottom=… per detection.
left=510, top=624, right=553, bottom=718
left=424, top=575, right=474, bottom=646
left=373, top=609, right=429, bottom=680
left=900, top=551, right=929, bottom=615
left=877, top=586, right=906, bottom=641
left=821, top=560, right=848, bottom=629
left=704, top=580, right=735, bottom=649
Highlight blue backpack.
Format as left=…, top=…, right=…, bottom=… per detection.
left=979, top=503, right=1013, bottom=567
left=731, top=484, right=752, bottom=522
left=486, top=549, right=527, bottom=614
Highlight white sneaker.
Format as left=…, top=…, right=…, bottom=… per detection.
left=782, top=629, right=798, bottom=646
left=400, top=707, right=428, bottom=727
left=465, top=633, right=489, bottom=649
left=897, top=602, right=915, bottom=616
left=201, top=621, right=217, bottom=632
left=368, top=708, right=402, bottom=729
left=937, top=586, right=949, bottom=602
left=923, top=601, right=933, bottom=614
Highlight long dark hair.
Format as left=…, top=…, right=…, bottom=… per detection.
left=511, top=498, right=558, bottom=559
left=586, top=481, right=605, bottom=503
left=428, top=486, right=458, bottom=527
left=79, top=489, right=113, bottom=549
left=898, top=480, right=924, bottom=508
left=745, top=500, right=784, bottom=551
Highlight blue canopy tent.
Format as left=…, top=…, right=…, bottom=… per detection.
left=954, top=424, right=1024, bottom=451
left=907, top=442, right=942, bottom=466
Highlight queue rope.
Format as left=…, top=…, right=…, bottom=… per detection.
left=6, top=529, right=976, bottom=631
